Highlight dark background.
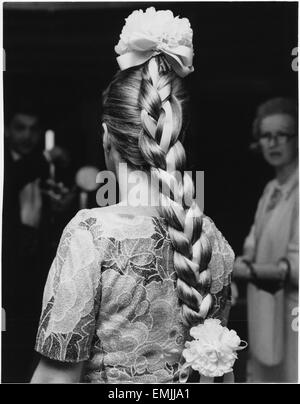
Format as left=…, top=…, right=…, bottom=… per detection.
left=3, top=1, right=298, bottom=381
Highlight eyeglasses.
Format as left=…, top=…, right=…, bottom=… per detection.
left=259, top=131, right=297, bottom=146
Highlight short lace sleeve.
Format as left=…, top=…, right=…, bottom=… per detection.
left=203, top=216, right=235, bottom=325
left=35, top=210, right=102, bottom=362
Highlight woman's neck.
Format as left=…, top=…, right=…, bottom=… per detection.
left=275, top=159, right=298, bottom=185
left=117, top=163, right=160, bottom=207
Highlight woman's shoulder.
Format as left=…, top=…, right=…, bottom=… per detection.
left=67, top=206, right=139, bottom=227
left=261, top=178, right=278, bottom=197
left=68, top=207, right=118, bottom=224
left=202, top=215, right=235, bottom=295
left=66, top=206, right=162, bottom=241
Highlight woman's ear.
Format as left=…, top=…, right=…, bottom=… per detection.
left=102, top=123, right=111, bottom=154
left=102, top=122, right=116, bottom=172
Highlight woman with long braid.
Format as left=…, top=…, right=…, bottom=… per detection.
left=32, top=8, right=234, bottom=383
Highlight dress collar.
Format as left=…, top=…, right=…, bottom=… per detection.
left=273, top=167, right=298, bottom=198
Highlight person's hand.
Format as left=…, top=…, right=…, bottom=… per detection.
left=42, top=180, right=76, bottom=213
left=253, top=262, right=287, bottom=282
left=50, top=190, right=77, bottom=214
left=47, top=146, right=70, bottom=168
left=233, top=256, right=251, bottom=280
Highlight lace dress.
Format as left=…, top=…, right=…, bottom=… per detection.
left=35, top=207, right=234, bottom=383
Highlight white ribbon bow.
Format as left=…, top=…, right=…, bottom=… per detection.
left=116, top=34, right=194, bottom=78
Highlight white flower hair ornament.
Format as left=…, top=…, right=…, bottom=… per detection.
left=115, top=7, right=194, bottom=78
left=180, top=319, right=247, bottom=383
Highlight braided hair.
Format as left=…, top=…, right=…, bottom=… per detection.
left=102, top=55, right=212, bottom=327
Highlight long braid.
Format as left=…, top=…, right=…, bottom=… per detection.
left=138, top=56, right=213, bottom=326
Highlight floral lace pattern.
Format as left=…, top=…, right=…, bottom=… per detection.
left=35, top=208, right=234, bottom=383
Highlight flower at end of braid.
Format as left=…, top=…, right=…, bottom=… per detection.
left=182, top=319, right=247, bottom=378
left=115, top=7, right=194, bottom=78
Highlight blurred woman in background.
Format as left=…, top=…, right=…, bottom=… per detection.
left=234, top=97, right=298, bottom=382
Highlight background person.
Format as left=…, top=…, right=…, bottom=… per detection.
left=233, top=97, right=298, bottom=382
left=2, top=101, right=76, bottom=382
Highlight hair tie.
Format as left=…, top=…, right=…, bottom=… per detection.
left=115, top=7, right=194, bottom=78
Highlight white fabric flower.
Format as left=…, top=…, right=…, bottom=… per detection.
left=115, top=7, right=193, bottom=55
left=182, top=319, right=246, bottom=378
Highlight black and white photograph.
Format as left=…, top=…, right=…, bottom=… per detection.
left=0, top=1, right=298, bottom=386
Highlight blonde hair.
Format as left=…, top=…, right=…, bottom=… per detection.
left=103, top=55, right=212, bottom=326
